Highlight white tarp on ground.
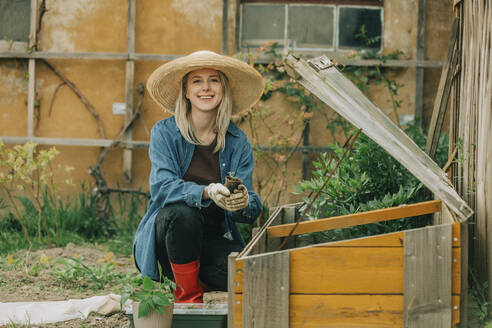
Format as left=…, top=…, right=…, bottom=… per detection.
left=0, top=294, right=127, bottom=325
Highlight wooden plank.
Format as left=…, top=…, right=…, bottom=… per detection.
left=268, top=200, right=441, bottom=238
left=238, top=206, right=282, bottom=257
left=0, top=136, right=149, bottom=149
left=29, top=0, right=37, bottom=48
left=296, top=222, right=460, bottom=247
left=404, top=224, right=452, bottom=327
left=228, top=252, right=238, bottom=328
left=27, top=59, right=36, bottom=138
left=222, top=0, right=228, bottom=54
left=284, top=53, right=473, bottom=222
left=267, top=205, right=296, bottom=251
left=123, top=60, right=135, bottom=182
left=123, top=0, right=136, bottom=183
left=234, top=294, right=461, bottom=327
left=234, top=246, right=460, bottom=295
left=27, top=0, right=38, bottom=138
left=414, top=0, right=426, bottom=119
left=425, top=18, right=459, bottom=159
left=0, top=50, right=442, bottom=67
left=459, top=221, right=468, bottom=328
left=250, top=227, right=266, bottom=255
left=0, top=136, right=341, bottom=153
left=242, top=252, right=289, bottom=328
left=126, top=0, right=136, bottom=54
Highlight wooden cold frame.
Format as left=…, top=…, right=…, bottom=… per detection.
left=229, top=202, right=462, bottom=327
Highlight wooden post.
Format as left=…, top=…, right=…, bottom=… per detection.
left=239, top=206, right=282, bottom=258
left=460, top=220, right=468, bottom=328
left=404, top=224, right=452, bottom=327
left=222, top=0, right=228, bottom=54
left=414, top=0, right=426, bottom=121
left=228, top=252, right=238, bottom=328
left=243, top=252, right=289, bottom=328
left=281, top=204, right=296, bottom=249
left=27, top=0, right=38, bottom=138
left=123, top=0, right=136, bottom=183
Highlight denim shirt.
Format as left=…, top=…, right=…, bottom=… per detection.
left=133, top=116, right=262, bottom=280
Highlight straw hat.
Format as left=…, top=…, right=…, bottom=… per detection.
left=147, top=51, right=264, bottom=115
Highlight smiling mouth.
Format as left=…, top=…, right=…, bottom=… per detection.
left=199, top=96, right=214, bottom=99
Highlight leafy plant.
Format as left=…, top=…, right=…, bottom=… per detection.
left=0, top=140, right=74, bottom=246
left=469, top=267, right=491, bottom=325
left=120, top=264, right=175, bottom=319
left=295, top=122, right=449, bottom=244
left=52, top=257, right=126, bottom=290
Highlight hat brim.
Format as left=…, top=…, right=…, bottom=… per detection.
left=147, top=51, right=264, bottom=115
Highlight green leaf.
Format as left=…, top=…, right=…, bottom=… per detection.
left=153, top=294, right=170, bottom=306
left=120, top=292, right=130, bottom=309
left=155, top=305, right=166, bottom=315
left=138, top=300, right=152, bottom=318
left=142, top=276, right=154, bottom=291
left=134, top=291, right=148, bottom=300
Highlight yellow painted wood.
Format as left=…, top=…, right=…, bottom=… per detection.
left=267, top=200, right=442, bottom=238
left=234, top=247, right=460, bottom=295
left=233, top=294, right=461, bottom=327
left=316, top=222, right=460, bottom=247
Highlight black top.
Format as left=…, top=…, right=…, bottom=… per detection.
left=182, top=138, right=225, bottom=229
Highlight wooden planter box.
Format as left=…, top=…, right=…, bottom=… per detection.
left=228, top=200, right=464, bottom=328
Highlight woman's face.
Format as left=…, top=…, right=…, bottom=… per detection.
left=185, top=68, right=223, bottom=114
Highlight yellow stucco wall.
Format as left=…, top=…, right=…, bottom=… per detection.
left=0, top=0, right=453, bottom=207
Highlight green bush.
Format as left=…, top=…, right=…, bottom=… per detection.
left=295, top=121, right=449, bottom=244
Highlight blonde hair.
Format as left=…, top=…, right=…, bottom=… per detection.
left=174, top=70, right=232, bottom=153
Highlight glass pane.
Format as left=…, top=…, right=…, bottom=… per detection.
left=241, top=4, right=285, bottom=47
left=0, top=0, right=30, bottom=42
left=288, top=5, right=334, bottom=49
left=338, top=7, right=382, bottom=49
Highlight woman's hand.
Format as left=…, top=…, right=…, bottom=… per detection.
left=225, top=184, right=249, bottom=211
left=206, top=183, right=248, bottom=212
left=206, top=183, right=232, bottom=211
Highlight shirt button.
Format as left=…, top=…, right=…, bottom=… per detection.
left=222, top=163, right=225, bottom=167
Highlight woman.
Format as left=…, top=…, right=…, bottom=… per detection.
left=133, top=51, right=264, bottom=303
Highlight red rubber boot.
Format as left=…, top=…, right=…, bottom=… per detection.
left=169, top=259, right=203, bottom=303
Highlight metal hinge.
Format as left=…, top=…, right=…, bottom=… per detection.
left=307, top=55, right=336, bottom=72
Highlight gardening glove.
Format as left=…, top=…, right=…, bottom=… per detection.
left=206, top=183, right=235, bottom=211
left=225, top=184, right=249, bottom=211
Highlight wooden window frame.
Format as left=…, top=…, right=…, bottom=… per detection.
left=239, top=1, right=383, bottom=53
left=241, top=0, right=383, bottom=6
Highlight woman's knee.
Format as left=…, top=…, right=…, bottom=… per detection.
left=156, top=203, right=203, bottom=238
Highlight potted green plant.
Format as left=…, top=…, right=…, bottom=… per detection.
left=121, top=267, right=176, bottom=328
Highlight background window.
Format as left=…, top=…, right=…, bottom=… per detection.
left=0, top=0, right=30, bottom=42
left=241, top=4, right=285, bottom=48
left=288, top=5, right=334, bottom=49
left=240, top=2, right=383, bottom=52
left=338, top=7, right=382, bottom=49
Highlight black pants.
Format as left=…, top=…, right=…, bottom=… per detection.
left=155, top=202, right=243, bottom=291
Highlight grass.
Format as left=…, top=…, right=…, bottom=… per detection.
left=0, top=183, right=147, bottom=257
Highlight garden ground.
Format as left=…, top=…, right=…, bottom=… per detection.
left=1, top=243, right=139, bottom=327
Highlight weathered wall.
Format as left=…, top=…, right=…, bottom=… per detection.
left=0, top=0, right=455, bottom=208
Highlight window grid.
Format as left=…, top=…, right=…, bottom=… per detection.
left=240, top=2, right=383, bottom=53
